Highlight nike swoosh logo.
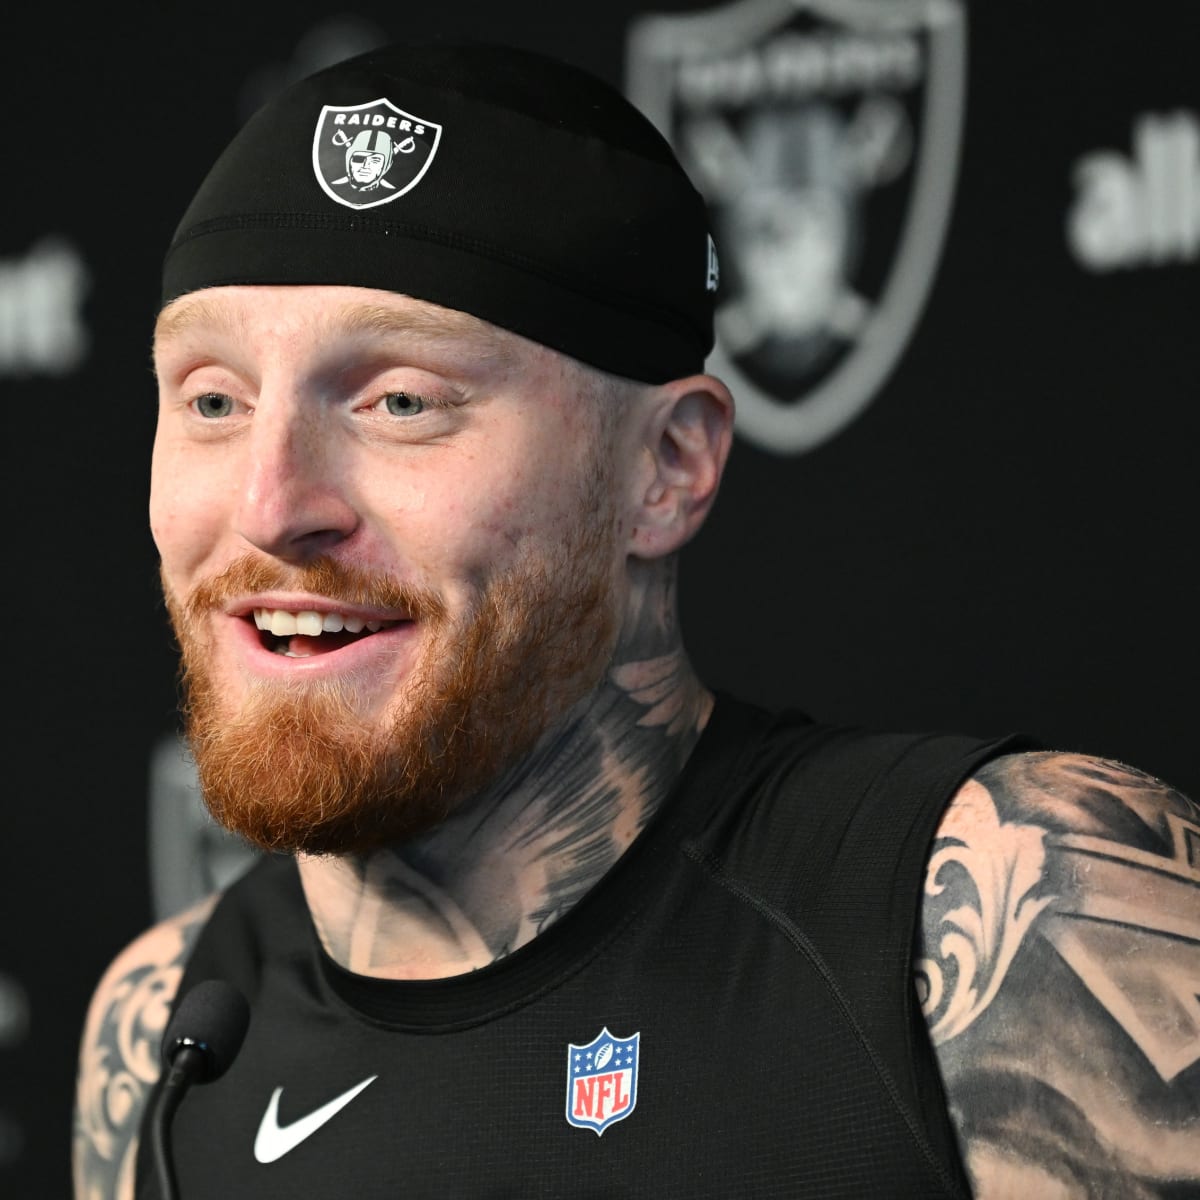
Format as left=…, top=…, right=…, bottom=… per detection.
left=254, top=1075, right=378, bottom=1163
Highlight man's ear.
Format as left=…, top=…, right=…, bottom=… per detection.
left=626, top=373, right=735, bottom=560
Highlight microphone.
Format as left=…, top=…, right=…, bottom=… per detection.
left=152, top=979, right=250, bottom=1200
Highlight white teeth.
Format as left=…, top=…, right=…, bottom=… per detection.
left=252, top=608, right=398, bottom=638
left=268, top=611, right=298, bottom=636
left=295, top=611, right=322, bottom=636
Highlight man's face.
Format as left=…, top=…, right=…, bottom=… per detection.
left=151, top=285, right=628, bottom=854
left=349, top=150, right=387, bottom=184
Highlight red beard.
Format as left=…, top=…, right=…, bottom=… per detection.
left=166, top=522, right=618, bottom=856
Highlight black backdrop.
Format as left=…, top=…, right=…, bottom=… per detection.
left=3, top=1, right=1196, bottom=1191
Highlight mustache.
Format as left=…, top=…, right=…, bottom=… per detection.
left=179, top=554, right=447, bottom=623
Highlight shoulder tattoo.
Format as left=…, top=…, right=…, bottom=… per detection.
left=916, top=752, right=1199, bottom=1197
left=73, top=895, right=218, bottom=1200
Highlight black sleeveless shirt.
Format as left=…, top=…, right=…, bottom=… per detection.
left=137, top=695, right=1029, bottom=1197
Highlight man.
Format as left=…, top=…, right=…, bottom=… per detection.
left=74, top=40, right=1198, bottom=1198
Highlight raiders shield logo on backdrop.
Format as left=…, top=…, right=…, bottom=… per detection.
left=627, top=0, right=966, bottom=454
left=312, top=97, right=443, bottom=210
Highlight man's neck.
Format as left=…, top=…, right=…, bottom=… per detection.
left=297, top=569, right=712, bottom=980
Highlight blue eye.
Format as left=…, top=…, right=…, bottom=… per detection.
left=383, top=392, right=425, bottom=417
left=195, top=392, right=234, bottom=418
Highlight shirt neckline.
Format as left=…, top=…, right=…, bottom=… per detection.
left=312, top=692, right=770, bottom=1030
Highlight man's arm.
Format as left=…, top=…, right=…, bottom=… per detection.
left=916, top=752, right=1199, bottom=1198
left=73, top=894, right=218, bottom=1200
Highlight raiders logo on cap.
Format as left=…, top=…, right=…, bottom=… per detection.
left=312, top=97, right=443, bottom=211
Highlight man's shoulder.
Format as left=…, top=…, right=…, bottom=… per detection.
left=713, top=692, right=1020, bottom=794
left=955, top=749, right=1198, bottom=842
left=920, top=750, right=1200, bottom=1196
left=73, top=893, right=220, bottom=1200
left=698, top=696, right=1025, bottom=905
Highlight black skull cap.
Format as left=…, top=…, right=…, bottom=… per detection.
left=161, top=40, right=717, bottom=383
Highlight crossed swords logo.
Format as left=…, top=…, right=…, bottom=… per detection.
left=329, top=127, right=418, bottom=188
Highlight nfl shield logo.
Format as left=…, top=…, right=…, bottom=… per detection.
left=627, top=0, right=967, bottom=455
left=565, top=1027, right=640, bottom=1135
left=312, top=97, right=443, bottom=211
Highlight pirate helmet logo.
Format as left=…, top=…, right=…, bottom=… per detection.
left=627, top=0, right=967, bottom=456
left=312, top=97, right=443, bottom=211
left=345, top=128, right=396, bottom=190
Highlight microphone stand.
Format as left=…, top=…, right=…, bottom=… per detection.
left=151, top=977, right=250, bottom=1197
left=150, top=1043, right=208, bottom=1200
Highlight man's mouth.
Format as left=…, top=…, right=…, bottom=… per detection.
left=251, top=607, right=404, bottom=658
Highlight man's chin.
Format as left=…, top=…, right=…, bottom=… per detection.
left=190, top=707, right=454, bottom=855
left=187, top=639, right=606, bottom=857
left=183, top=647, right=579, bottom=856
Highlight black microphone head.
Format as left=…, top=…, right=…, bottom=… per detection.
left=162, top=979, right=250, bottom=1083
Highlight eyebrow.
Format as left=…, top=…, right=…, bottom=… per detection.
left=153, top=294, right=520, bottom=372
left=331, top=303, right=517, bottom=368
left=153, top=294, right=239, bottom=346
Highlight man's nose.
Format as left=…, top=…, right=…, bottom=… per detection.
left=233, top=401, right=358, bottom=561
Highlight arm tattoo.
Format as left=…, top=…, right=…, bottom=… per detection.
left=73, top=896, right=217, bottom=1200
left=917, top=753, right=1199, bottom=1197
